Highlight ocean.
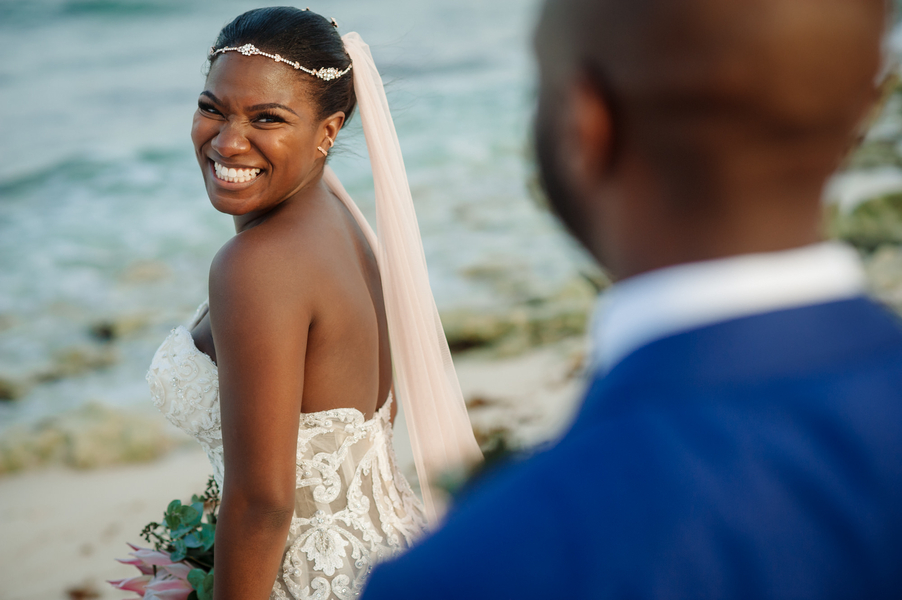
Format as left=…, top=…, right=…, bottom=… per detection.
left=2, top=0, right=901, bottom=433
left=0, top=0, right=597, bottom=429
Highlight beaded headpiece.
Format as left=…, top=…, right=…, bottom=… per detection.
left=208, top=43, right=352, bottom=82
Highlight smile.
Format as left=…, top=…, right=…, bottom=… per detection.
left=213, top=161, right=262, bottom=184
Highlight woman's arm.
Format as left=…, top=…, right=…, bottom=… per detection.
left=209, top=235, right=313, bottom=600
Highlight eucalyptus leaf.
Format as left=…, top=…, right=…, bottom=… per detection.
left=178, top=505, right=201, bottom=525
left=171, top=538, right=188, bottom=562
left=199, top=523, right=215, bottom=550
left=164, top=513, right=180, bottom=530
left=188, top=568, right=207, bottom=589
left=164, top=499, right=185, bottom=529
left=171, top=525, right=194, bottom=539
left=189, top=502, right=205, bottom=525
left=138, top=476, right=220, bottom=592
left=199, top=570, right=215, bottom=600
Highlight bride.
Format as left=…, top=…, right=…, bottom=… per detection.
left=145, top=7, right=481, bottom=599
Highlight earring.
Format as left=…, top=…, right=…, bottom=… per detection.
left=317, top=136, right=335, bottom=157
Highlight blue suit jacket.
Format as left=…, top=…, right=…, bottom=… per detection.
left=362, top=297, right=902, bottom=599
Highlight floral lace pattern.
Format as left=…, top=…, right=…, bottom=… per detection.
left=147, top=319, right=427, bottom=599
left=147, top=326, right=224, bottom=486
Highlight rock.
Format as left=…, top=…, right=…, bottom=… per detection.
left=863, top=244, right=902, bottom=311
left=845, top=72, right=902, bottom=171
left=441, top=276, right=598, bottom=356
left=118, top=259, right=170, bottom=284
left=442, top=310, right=519, bottom=353
left=89, top=313, right=150, bottom=342
left=465, top=395, right=495, bottom=409
left=0, top=375, right=32, bottom=401
left=0, top=403, right=177, bottom=475
left=36, top=344, right=118, bottom=382
left=0, top=313, right=17, bottom=332
left=827, top=192, right=902, bottom=251
left=0, top=343, right=118, bottom=400
left=846, top=138, right=902, bottom=171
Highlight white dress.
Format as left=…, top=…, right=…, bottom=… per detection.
left=146, top=302, right=427, bottom=600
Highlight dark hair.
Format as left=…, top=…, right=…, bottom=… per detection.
left=209, top=7, right=356, bottom=126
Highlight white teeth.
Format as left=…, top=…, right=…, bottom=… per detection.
left=213, top=161, right=261, bottom=183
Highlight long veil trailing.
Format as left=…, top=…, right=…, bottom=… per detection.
left=323, top=32, right=483, bottom=524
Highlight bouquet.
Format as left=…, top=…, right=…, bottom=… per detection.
left=110, top=476, right=219, bottom=600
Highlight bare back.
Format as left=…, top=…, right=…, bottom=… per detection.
left=191, top=178, right=392, bottom=420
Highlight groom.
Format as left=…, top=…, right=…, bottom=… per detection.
left=363, top=0, right=902, bottom=597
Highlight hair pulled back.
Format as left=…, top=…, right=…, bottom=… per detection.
left=210, top=7, right=356, bottom=126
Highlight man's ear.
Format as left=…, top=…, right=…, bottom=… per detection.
left=565, top=72, right=616, bottom=187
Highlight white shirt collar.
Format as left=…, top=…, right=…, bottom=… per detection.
left=590, top=242, right=867, bottom=374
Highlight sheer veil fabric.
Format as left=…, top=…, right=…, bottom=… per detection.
left=324, top=32, right=483, bottom=524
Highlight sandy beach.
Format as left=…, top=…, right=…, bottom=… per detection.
left=0, top=337, right=588, bottom=600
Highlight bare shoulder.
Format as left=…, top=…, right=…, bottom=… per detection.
left=208, top=220, right=320, bottom=322
left=208, top=190, right=365, bottom=331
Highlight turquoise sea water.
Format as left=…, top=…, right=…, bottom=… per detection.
left=2, top=0, right=901, bottom=432
left=0, top=0, right=597, bottom=427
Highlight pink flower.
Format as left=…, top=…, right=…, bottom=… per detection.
left=109, top=544, right=194, bottom=600
left=125, top=543, right=181, bottom=568
left=109, top=574, right=151, bottom=595
left=144, top=571, right=193, bottom=600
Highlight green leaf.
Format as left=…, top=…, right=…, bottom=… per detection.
left=187, top=568, right=207, bottom=590
left=170, top=525, right=194, bottom=539
left=199, top=570, right=215, bottom=600
left=178, top=504, right=202, bottom=527
left=164, top=499, right=184, bottom=529
left=188, top=567, right=215, bottom=600
left=184, top=532, right=203, bottom=548
left=199, top=523, right=215, bottom=551
left=187, top=592, right=199, bottom=600
left=170, top=538, right=188, bottom=562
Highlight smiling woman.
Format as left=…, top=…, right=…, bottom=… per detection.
left=191, top=57, right=336, bottom=222
left=136, top=7, right=482, bottom=600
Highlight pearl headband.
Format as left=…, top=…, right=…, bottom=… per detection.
left=208, top=43, right=352, bottom=81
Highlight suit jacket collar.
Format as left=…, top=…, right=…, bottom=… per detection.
left=591, top=243, right=867, bottom=374
left=575, top=297, right=902, bottom=428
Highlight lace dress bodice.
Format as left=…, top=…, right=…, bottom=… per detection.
left=146, top=305, right=427, bottom=599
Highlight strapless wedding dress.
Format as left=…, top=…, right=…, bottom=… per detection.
left=146, top=302, right=427, bottom=599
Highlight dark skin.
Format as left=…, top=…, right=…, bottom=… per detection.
left=534, top=0, right=886, bottom=281
left=189, top=53, right=394, bottom=600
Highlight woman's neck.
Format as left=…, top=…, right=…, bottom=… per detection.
left=232, top=169, right=326, bottom=233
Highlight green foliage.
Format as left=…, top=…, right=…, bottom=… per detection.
left=140, top=475, right=220, bottom=596
left=828, top=193, right=902, bottom=252
left=188, top=568, right=215, bottom=600
left=437, top=429, right=519, bottom=498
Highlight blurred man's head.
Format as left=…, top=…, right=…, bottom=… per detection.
left=534, top=0, right=888, bottom=279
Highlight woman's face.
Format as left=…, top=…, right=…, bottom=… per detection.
left=191, top=53, right=327, bottom=219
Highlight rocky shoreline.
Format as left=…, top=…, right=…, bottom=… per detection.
left=5, top=194, right=902, bottom=477
left=0, top=272, right=602, bottom=477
